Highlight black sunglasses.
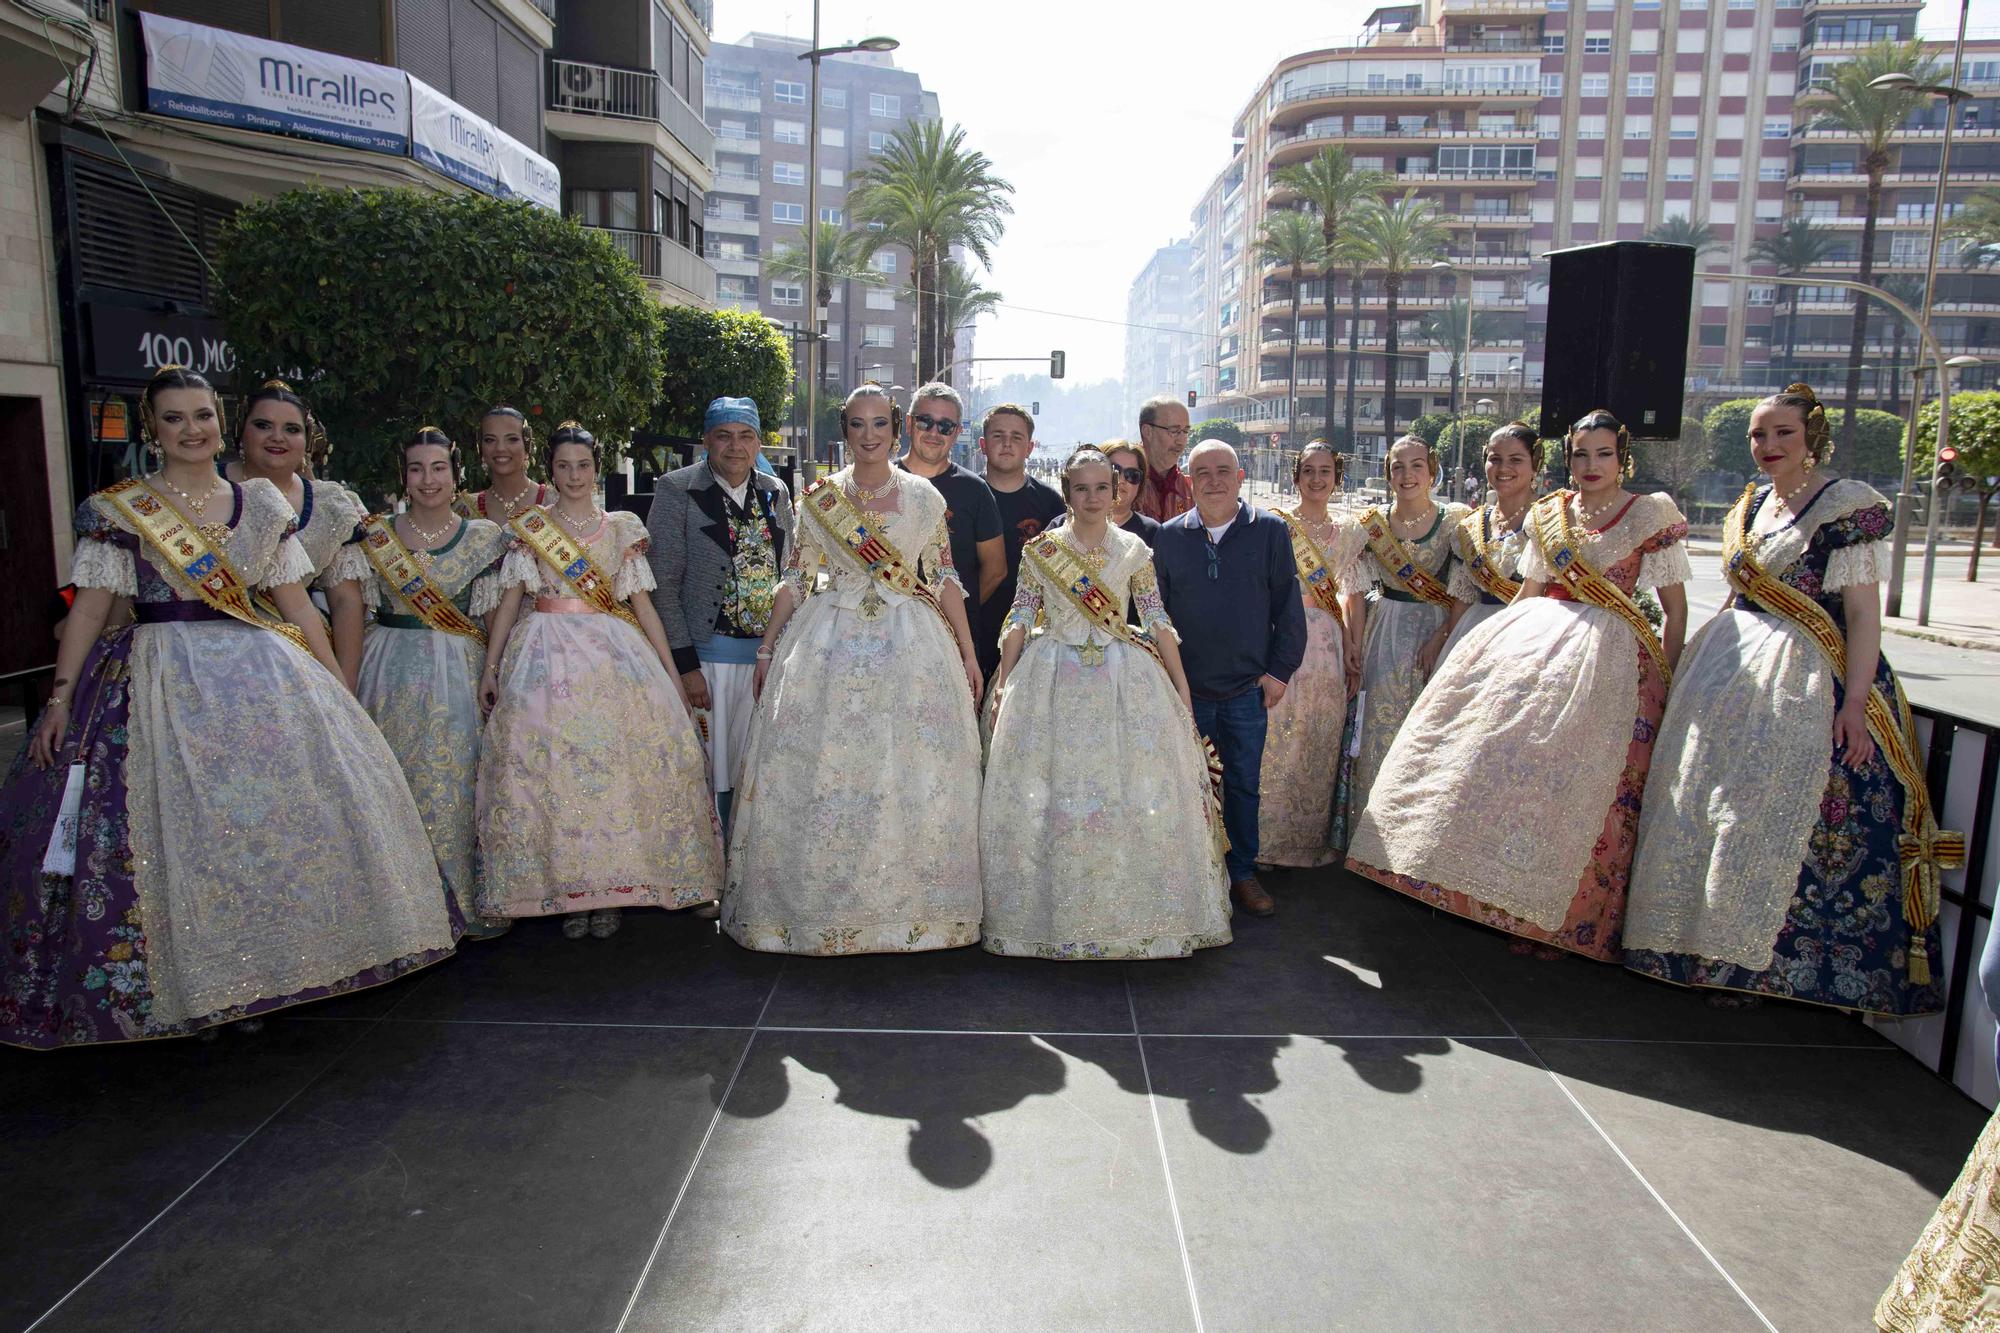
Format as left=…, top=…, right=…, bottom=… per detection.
left=912, top=412, right=961, bottom=436
left=1116, top=466, right=1145, bottom=485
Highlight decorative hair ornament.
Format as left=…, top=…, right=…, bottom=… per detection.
left=1568, top=408, right=1634, bottom=481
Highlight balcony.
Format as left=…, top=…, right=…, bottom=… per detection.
left=1276, top=81, right=1540, bottom=111
left=712, top=170, right=760, bottom=197
left=703, top=211, right=760, bottom=237
left=712, top=132, right=761, bottom=156
left=584, top=226, right=717, bottom=306
left=704, top=85, right=762, bottom=114
left=1435, top=0, right=1546, bottom=12
left=708, top=254, right=759, bottom=278
left=548, top=57, right=715, bottom=179
left=1, top=0, right=94, bottom=116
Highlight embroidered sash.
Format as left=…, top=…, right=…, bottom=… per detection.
left=1278, top=509, right=1346, bottom=629
left=1532, top=491, right=1670, bottom=683
left=1721, top=483, right=1963, bottom=984
left=800, top=476, right=951, bottom=632
left=103, top=478, right=310, bottom=653
left=1461, top=507, right=1523, bottom=604
left=357, top=515, right=486, bottom=642
left=1359, top=507, right=1454, bottom=606
left=510, top=509, right=641, bottom=631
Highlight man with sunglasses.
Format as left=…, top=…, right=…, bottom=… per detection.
left=896, top=382, right=1004, bottom=617
left=1152, top=440, right=1305, bottom=918
left=1136, top=394, right=1196, bottom=522
left=974, top=403, right=1065, bottom=679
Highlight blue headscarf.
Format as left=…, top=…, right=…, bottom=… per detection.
left=703, top=396, right=761, bottom=433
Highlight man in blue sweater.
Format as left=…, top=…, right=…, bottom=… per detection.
left=1153, top=440, right=1307, bottom=917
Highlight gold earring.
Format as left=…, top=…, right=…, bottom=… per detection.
left=1803, top=452, right=1818, bottom=474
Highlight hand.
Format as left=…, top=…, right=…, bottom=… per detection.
left=1416, top=630, right=1447, bottom=678
left=682, top=669, right=711, bottom=711
left=1177, top=685, right=1194, bottom=717
left=964, top=651, right=984, bottom=709
left=1833, top=702, right=1875, bottom=770
left=342, top=666, right=360, bottom=695
left=990, top=667, right=1010, bottom=699
left=479, top=665, right=499, bottom=715
left=1260, top=673, right=1286, bottom=710
left=753, top=657, right=770, bottom=701
left=29, top=699, right=70, bottom=769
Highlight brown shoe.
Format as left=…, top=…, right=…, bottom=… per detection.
left=1231, top=876, right=1276, bottom=917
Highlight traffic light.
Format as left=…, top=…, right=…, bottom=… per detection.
left=1050, top=350, right=1066, bottom=380
left=1031, top=401, right=1040, bottom=415
left=1937, top=444, right=1959, bottom=484
left=1187, top=390, right=1198, bottom=408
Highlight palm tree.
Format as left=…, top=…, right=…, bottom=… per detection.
left=1749, top=217, right=1839, bottom=376
left=1335, top=233, right=1371, bottom=454
left=936, top=262, right=1001, bottom=385
left=1875, top=273, right=1927, bottom=417
left=1644, top=215, right=1723, bottom=258
left=1257, top=209, right=1329, bottom=446
left=848, top=120, right=1013, bottom=383
left=766, top=219, right=871, bottom=314
left=1799, top=38, right=1938, bottom=455
left=1274, top=147, right=1390, bottom=432
left=1348, top=191, right=1449, bottom=441
left=1947, top=186, right=2000, bottom=268
left=1420, top=299, right=1505, bottom=414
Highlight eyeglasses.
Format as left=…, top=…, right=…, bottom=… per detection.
left=912, top=413, right=961, bottom=437
left=1116, top=466, right=1145, bottom=485
left=1147, top=425, right=1192, bottom=440
left=1205, top=537, right=1220, bottom=581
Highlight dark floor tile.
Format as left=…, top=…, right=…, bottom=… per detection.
left=29, top=1022, right=750, bottom=1333
left=1536, top=1039, right=1990, bottom=1331
left=758, top=943, right=1136, bottom=1033
left=1126, top=870, right=1509, bottom=1037
left=0, top=1021, right=368, bottom=1330
left=1145, top=1035, right=1767, bottom=1332
left=621, top=1031, right=1193, bottom=1332
left=388, top=910, right=783, bottom=1027
left=1431, top=906, right=1890, bottom=1045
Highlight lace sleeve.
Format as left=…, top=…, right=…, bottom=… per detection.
left=1129, top=562, right=1179, bottom=642
left=497, top=543, right=542, bottom=593
left=260, top=534, right=317, bottom=591
left=1519, top=520, right=1553, bottom=584
left=1446, top=545, right=1480, bottom=603
left=927, top=518, right=966, bottom=596
left=779, top=507, right=818, bottom=600
left=466, top=571, right=504, bottom=617
left=999, top=563, right=1043, bottom=641
left=316, top=539, right=368, bottom=592
left=70, top=499, right=138, bottom=595
left=1332, top=523, right=1365, bottom=595
left=1636, top=519, right=1693, bottom=592
left=1825, top=541, right=1891, bottom=593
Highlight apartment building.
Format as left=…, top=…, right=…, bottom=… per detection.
left=700, top=33, right=943, bottom=397
left=1183, top=0, right=2000, bottom=467
left=1124, top=239, right=1196, bottom=426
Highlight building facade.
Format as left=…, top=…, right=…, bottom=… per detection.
left=1124, top=238, right=1195, bottom=427
left=1180, top=0, right=2000, bottom=472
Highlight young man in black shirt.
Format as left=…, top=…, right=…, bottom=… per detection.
left=895, top=382, right=1002, bottom=611
left=975, top=403, right=1066, bottom=679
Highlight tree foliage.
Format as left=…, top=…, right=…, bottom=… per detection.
left=215, top=188, right=662, bottom=504
left=1704, top=397, right=1904, bottom=478
left=1192, top=418, right=1246, bottom=448
left=1436, top=415, right=1502, bottom=465
left=1407, top=412, right=1452, bottom=446
left=1643, top=215, right=1721, bottom=256
left=1909, top=391, right=2000, bottom=482
left=650, top=304, right=793, bottom=449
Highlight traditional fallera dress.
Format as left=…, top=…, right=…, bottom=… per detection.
left=1343, top=501, right=1470, bottom=825
left=1439, top=503, right=1528, bottom=664
left=351, top=514, right=511, bottom=933
left=979, top=524, right=1230, bottom=959
left=1624, top=480, right=1955, bottom=1015
left=1877, top=1106, right=2000, bottom=1331
left=476, top=507, right=723, bottom=918
left=1256, top=505, right=1359, bottom=867
left=0, top=478, right=456, bottom=1049
left=724, top=467, right=984, bottom=955
left=291, top=478, right=369, bottom=590
left=1346, top=491, right=1690, bottom=961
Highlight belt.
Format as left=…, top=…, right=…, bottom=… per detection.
left=534, top=597, right=595, bottom=614
left=1478, top=592, right=1505, bottom=606
left=374, top=611, right=431, bottom=630
left=1377, top=588, right=1427, bottom=604
left=135, top=601, right=234, bottom=625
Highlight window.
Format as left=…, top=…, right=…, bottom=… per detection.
left=821, top=86, right=846, bottom=108
left=1711, top=199, right=1737, bottom=224
left=821, top=167, right=844, bottom=187
left=1755, top=198, right=1783, bottom=222
left=869, top=131, right=890, bottom=153
left=1537, top=114, right=1563, bottom=139
left=717, top=118, right=749, bottom=140
left=1584, top=37, right=1612, bottom=55
left=870, top=92, right=901, bottom=117
left=1628, top=73, right=1654, bottom=97
left=1763, top=117, right=1791, bottom=139
left=819, top=206, right=843, bottom=224
left=1542, top=72, right=1563, bottom=97
left=1712, top=156, right=1740, bottom=181
left=1574, top=156, right=1602, bottom=178
left=1773, top=29, right=1801, bottom=52
left=1542, top=34, right=1565, bottom=53
left=872, top=251, right=897, bottom=273
left=1573, top=199, right=1601, bottom=223
left=1724, top=27, right=1754, bottom=53
left=772, top=161, right=804, bottom=185
left=1759, top=159, right=1788, bottom=182
left=1748, top=286, right=1776, bottom=306
left=821, top=127, right=844, bottom=147
left=771, top=202, right=805, bottom=224
left=773, top=80, right=805, bottom=105
left=1670, top=114, right=1699, bottom=139
left=821, top=324, right=841, bottom=342
left=773, top=119, right=805, bottom=144
left=1632, top=29, right=1659, bottom=52
left=1682, top=28, right=1706, bottom=53
left=862, top=324, right=895, bottom=347
left=865, top=287, right=895, bottom=310
left=572, top=188, right=640, bottom=230
left=1618, top=199, right=1646, bottom=223
left=1625, top=116, right=1653, bottom=139
left=1666, top=163, right=1695, bottom=182
left=1717, top=114, right=1745, bottom=139
left=718, top=275, right=756, bottom=303
left=1582, top=74, right=1609, bottom=98
left=1577, top=115, right=1606, bottom=140
left=770, top=282, right=803, bottom=306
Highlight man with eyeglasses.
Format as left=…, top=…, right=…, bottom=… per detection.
left=1152, top=440, right=1305, bottom=918
left=1136, top=394, right=1196, bottom=522
left=896, top=382, right=1004, bottom=617
left=974, top=403, right=1065, bottom=680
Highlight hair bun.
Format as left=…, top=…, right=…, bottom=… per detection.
left=149, top=363, right=188, bottom=379
left=261, top=377, right=294, bottom=392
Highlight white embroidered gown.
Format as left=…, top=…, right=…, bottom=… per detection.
left=1439, top=504, right=1530, bottom=664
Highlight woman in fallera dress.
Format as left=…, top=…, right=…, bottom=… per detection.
left=1438, top=422, right=1537, bottom=664
left=476, top=422, right=722, bottom=939
left=0, top=367, right=455, bottom=1049
left=353, top=428, right=513, bottom=940
left=1346, top=410, right=1690, bottom=962
left=1342, top=434, right=1470, bottom=824
left=724, top=385, right=986, bottom=956
left=1625, top=386, right=1952, bottom=1015
left=1257, top=440, right=1360, bottom=867
left=456, top=405, right=550, bottom=522
left=979, top=447, right=1228, bottom=960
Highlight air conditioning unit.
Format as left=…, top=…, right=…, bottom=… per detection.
left=560, top=62, right=607, bottom=112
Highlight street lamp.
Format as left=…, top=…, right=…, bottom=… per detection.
left=799, top=15, right=899, bottom=486
left=1919, top=353, right=1985, bottom=624
left=1431, top=258, right=1474, bottom=488
left=1869, top=0, right=1972, bottom=618
left=1507, top=355, right=1525, bottom=422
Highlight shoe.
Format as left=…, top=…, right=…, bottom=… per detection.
left=589, top=908, right=622, bottom=939
left=693, top=901, right=720, bottom=920
left=1231, top=876, right=1276, bottom=917
left=562, top=912, right=591, bottom=940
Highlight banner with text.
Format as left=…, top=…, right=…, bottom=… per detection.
left=408, top=77, right=559, bottom=212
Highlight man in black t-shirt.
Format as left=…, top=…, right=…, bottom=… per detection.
left=896, top=382, right=1002, bottom=610
left=975, top=403, right=1066, bottom=679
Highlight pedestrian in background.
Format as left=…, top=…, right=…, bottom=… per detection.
left=1135, top=394, right=1195, bottom=522
left=896, top=381, right=1003, bottom=612
left=975, top=402, right=1065, bottom=680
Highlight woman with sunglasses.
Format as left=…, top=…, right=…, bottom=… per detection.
left=1258, top=440, right=1362, bottom=866
left=1103, top=441, right=1163, bottom=549
left=724, top=385, right=986, bottom=955
left=1347, top=410, right=1690, bottom=962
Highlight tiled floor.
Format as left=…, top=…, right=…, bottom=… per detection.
left=5, top=867, right=1988, bottom=1333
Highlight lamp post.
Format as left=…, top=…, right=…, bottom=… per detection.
left=1869, top=0, right=1971, bottom=617
left=1431, top=257, right=1473, bottom=489
left=799, top=15, right=899, bottom=487
left=1508, top=355, right=1525, bottom=422
left=1919, top=354, right=1984, bottom=624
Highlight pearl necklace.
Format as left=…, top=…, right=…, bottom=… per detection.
left=551, top=505, right=601, bottom=538
left=403, top=513, right=457, bottom=549
left=1490, top=501, right=1528, bottom=533
left=1389, top=501, right=1437, bottom=538
left=1575, top=491, right=1627, bottom=529
left=846, top=472, right=896, bottom=502
left=487, top=483, right=537, bottom=518
left=156, top=472, right=222, bottom=514
left=1773, top=473, right=1818, bottom=512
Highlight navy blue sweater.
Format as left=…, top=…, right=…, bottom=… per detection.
left=1152, top=502, right=1307, bottom=701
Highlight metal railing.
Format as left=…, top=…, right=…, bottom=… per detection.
left=1278, top=81, right=1540, bottom=105
left=548, top=57, right=715, bottom=164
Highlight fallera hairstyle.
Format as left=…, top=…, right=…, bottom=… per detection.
left=982, top=403, right=1034, bottom=438
left=542, top=420, right=602, bottom=472
left=1388, top=432, right=1440, bottom=478
left=1058, top=445, right=1114, bottom=502
left=479, top=404, right=536, bottom=450
left=1137, top=393, right=1185, bottom=431
left=1293, top=438, right=1346, bottom=487
left=403, top=425, right=464, bottom=485
left=1567, top=408, right=1633, bottom=480
left=1487, top=420, right=1545, bottom=471
left=910, top=381, right=964, bottom=418
left=1757, top=382, right=1836, bottom=465
left=842, top=382, right=904, bottom=437
left=141, top=364, right=220, bottom=439
left=240, top=378, right=326, bottom=477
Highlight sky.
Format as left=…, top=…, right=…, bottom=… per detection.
left=717, top=0, right=2000, bottom=392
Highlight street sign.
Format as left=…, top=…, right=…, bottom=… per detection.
left=1269, top=432, right=1280, bottom=446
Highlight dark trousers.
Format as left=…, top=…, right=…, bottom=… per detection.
left=1192, top=687, right=1267, bottom=883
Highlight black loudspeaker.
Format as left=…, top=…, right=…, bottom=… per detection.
left=1539, top=240, right=1695, bottom=441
